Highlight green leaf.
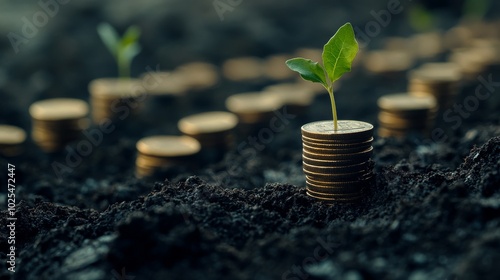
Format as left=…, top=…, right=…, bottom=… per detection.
left=463, top=0, right=489, bottom=20
left=97, top=23, right=119, bottom=57
left=120, top=25, right=141, bottom=49
left=121, top=43, right=141, bottom=62
left=285, top=58, right=327, bottom=86
left=322, top=22, right=358, bottom=83
left=408, top=4, right=434, bottom=32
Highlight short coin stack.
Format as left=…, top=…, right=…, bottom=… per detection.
left=377, top=94, right=437, bottom=138
left=178, top=111, right=238, bottom=150
left=89, top=78, right=144, bottom=124
left=301, top=120, right=374, bottom=203
left=225, top=92, right=282, bottom=134
left=29, top=98, right=89, bottom=152
left=408, top=63, right=461, bottom=110
left=0, top=125, right=27, bottom=156
left=135, top=135, right=201, bottom=178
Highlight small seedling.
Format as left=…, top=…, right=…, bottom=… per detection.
left=286, top=22, right=358, bottom=131
left=97, top=23, right=141, bottom=79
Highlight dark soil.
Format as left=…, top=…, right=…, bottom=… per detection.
left=1, top=1, right=500, bottom=280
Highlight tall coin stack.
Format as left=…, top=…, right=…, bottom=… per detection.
left=377, top=94, right=437, bottom=138
left=29, top=98, right=90, bottom=152
left=225, top=92, right=282, bottom=135
left=301, top=120, right=374, bottom=203
left=408, top=63, right=461, bottom=110
left=89, top=78, right=144, bottom=124
left=135, top=135, right=201, bottom=178
left=178, top=111, right=238, bottom=150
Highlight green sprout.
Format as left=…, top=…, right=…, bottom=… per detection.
left=286, top=23, right=358, bottom=131
left=97, top=23, right=141, bottom=79
left=408, top=3, right=435, bottom=32
left=463, top=0, right=490, bottom=20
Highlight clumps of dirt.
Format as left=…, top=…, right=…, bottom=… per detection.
left=1, top=133, right=499, bottom=280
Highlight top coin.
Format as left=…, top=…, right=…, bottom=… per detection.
left=178, top=111, right=238, bottom=135
left=29, top=98, right=89, bottom=121
left=409, top=63, right=461, bottom=82
left=377, top=93, right=437, bottom=112
left=301, top=120, right=373, bottom=140
left=225, top=92, right=282, bottom=114
left=0, top=125, right=26, bottom=145
left=136, top=135, right=201, bottom=157
left=89, top=78, right=144, bottom=97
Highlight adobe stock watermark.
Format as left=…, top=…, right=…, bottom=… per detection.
left=51, top=65, right=162, bottom=180
left=7, top=0, right=72, bottom=54
left=204, top=106, right=296, bottom=185
left=282, top=235, right=340, bottom=280
left=431, top=73, right=500, bottom=143
left=213, top=0, right=243, bottom=21
left=354, top=0, right=410, bottom=48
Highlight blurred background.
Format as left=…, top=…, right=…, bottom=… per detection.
left=1, top=0, right=500, bottom=175
left=1, top=0, right=500, bottom=126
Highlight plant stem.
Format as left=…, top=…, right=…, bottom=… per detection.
left=328, top=88, right=338, bottom=131
left=118, top=53, right=129, bottom=79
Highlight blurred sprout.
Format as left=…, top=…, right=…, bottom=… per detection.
left=97, top=23, right=141, bottom=79
left=408, top=3, right=434, bottom=32
left=463, top=0, right=490, bottom=20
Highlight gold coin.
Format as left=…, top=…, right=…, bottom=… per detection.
left=30, top=98, right=89, bottom=121
left=222, top=57, right=263, bottom=81
left=302, top=142, right=374, bottom=157
left=225, top=92, right=282, bottom=115
left=303, top=146, right=373, bottom=160
left=306, top=174, right=373, bottom=187
left=364, top=50, right=414, bottom=74
left=306, top=184, right=364, bottom=195
left=303, top=167, right=370, bottom=180
left=89, top=78, right=144, bottom=97
left=301, top=120, right=373, bottom=140
left=306, top=191, right=364, bottom=203
left=409, top=62, right=461, bottom=82
left=263, top=84, right=315, bottom=107
left=178, top=111, right=238, bottom=135
left=302, top=154, right=364, bottom=167
left=306, top=187, right=362, bottom=198
left=302, top=137, right=373, bottom=148
left=377, top=93, right=437, bottom=113
left=136, top=136, right=201, bottom=157
left=263, top=54, right=296, bottom=80
left=175, top=62, right=219, bottom=90
left=0, top=125, right=26, bottom=145
left=301, top=134, right=372, bottom=144
left=302, top=161, right=372, bottom=174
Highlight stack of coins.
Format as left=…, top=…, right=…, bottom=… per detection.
left=364, top=50, right=414, bottom=77
left=178, top=111, right=238, bottom=150
left=89, top=78, right=145, bottom=124
left=225, top=92, right=282, bottom=125
left=263, top=54, right=295, bottom=81
left=302, top=121, right=374, bottom=203
left=135, top=135, right=201, bottom=178
left=175, top=62, right=219, bottom=91
left=0, top=125, right=27, bottom=156
left=29, top=98, right=89, bottom=152
left=141, top=71, right=191, bottom=97
left=222, top=57, right=264, bottom=82
left=408, top=63, right=461, bottom=110
left=409, top=32, right=444, bottom=59
left=263, top=83, right=315, bottom=115
left=377, top=94, right=437, bottom=138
